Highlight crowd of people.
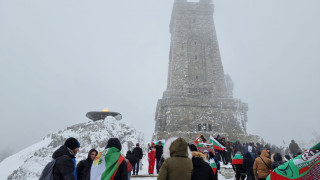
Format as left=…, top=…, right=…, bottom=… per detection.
left=41, top=136, right=303, bottom=180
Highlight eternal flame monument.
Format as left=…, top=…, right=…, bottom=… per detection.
left=153, top=0, right=251, bottom=142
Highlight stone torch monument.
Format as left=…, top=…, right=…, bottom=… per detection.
left=154, top=0, right=249, bottom=142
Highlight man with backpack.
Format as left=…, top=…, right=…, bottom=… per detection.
left=49, top=137, right=80, bottom=180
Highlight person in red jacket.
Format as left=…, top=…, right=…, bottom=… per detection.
left=148, top=143, right=156, bottom=175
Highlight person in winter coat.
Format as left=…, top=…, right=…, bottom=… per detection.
left=132, top=143, right=143, bottom=175
left=220, top=137, right=227, bottom=165
left=232, top=152, right=246, bottom=180
left=235, top=141, right=242, bottom=156
left=208, top=151, right=220, bottom=180
left=190, top=147, right=214, bottom=180
left=225, top=142, right=232, bottom=164
left=157, top=137, right=193, bottom=180
left=155, top=141, right=164, bottom=174
left=253, top=149, right=272, bottom=180
left=148, top=145, right=156, bottom=175
left=125, top=150, right=137, bottom=178
left=76, top=148, right=98, bottom=180
left=271, top=153, right=284, bottom=170
left=215, top=135, right=222, bottom=162
left=90, top=138, right=128, bottom=180
left=243, top=152, right=254, bottom=180
left=289, top=140, right=302, bottom=157
left=52, top=137, right=80, bottom=180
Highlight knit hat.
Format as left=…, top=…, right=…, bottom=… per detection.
left=106, top=138, right=122, bottom=151
left=65, top=137, right=80, bottom=150
left=136, top=143, right=139, bottom=146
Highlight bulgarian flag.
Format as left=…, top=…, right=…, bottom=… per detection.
left=267, top=142, right=320, bottom=180
left=196, top=143, right=214, bottom=153
left=194, top=137, right=201, bottom=145
left=209, top=159, right=218, bottom=174
left=232, top=154, right=243, bottom=165
left=153, top=140, right=165, bottom=146
left=90, top=147, right=125, bottom=180
left=209, top=136, right=225, bottom=151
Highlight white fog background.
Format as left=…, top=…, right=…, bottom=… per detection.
left=0, top=0, right=319, bottom=158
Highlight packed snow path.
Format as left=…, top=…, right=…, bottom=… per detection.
left=131, top=157, right=234, bottom=180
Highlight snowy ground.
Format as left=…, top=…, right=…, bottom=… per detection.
left=131, top=157, right=234, bottom=180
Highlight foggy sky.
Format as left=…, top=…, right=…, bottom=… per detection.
left=0, top=0, right=319, bottom=154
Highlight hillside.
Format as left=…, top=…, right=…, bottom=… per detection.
left=0, top=118, right=145, bottom=180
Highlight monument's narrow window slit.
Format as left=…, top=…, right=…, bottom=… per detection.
left=195, top=55, right=197, bottom=60
left=198, top=124, right=201, bottom=131
left=209, top=124, right=212, bottom=131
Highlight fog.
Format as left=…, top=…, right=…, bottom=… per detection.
left=0, top=0, right=319, bottom=156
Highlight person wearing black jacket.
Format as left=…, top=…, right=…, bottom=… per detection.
left=271, top=153, right=284, bottom=170
left=126, top=150, right=138, bottom=178
left=189, top=144, right=214, bottom=180
left=155, top=141, right=163, bottom=174
left=126, top=150, right=138, bottom=168
left=132, top=143, right=143, bottom=175
left=243, top=152, right=254, bottom=180
left=52, top=137, right=80, bottom=180
left=76, top=148, right=98, bottom=180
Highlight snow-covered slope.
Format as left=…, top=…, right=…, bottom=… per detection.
left=0, top=118, right=145, bottom=180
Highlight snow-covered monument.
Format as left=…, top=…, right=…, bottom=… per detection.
left=154, top=0, right=249, bottom=142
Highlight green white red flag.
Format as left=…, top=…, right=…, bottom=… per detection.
left=232, top=154, right=244, bottom=165
left=209, top=136, right=225, bottom=151
left=90, top=147, right=125, bottom=180
left=153, top=140, right=165, bottom=146
left=197, top=143, right=214, bottom=152
left=267, top=142, right=320, bottom=180
left=194, top=137, right=201, bottom=145
left=209, top=159, right=218, bottom=174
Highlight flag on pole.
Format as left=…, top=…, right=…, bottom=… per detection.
left=267, top=142, right=320, bottom=180
left=209, top=136, right=225, bottom=151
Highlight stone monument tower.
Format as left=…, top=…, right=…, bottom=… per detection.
left=154, top=0, right=249, bottom=142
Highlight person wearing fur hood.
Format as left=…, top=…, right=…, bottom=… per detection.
left=157, top=137, right=193, bottom=180
left=189, top=145, right=214, bottom=180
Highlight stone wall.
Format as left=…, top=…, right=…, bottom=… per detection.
left=154, top=0, right=250, bottom=143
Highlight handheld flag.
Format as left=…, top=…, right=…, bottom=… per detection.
left=197, top=143, right=214, bottom=153
left=153, top=140, right=165, bottom=146
left=209, top=136, right=225, bottom=151
left=209, top=159, right=218, bottom=174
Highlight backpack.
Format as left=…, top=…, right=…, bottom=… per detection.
left=39, top=159, right=56, bottom=180
left=39, top=155, right=67, bottom=180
